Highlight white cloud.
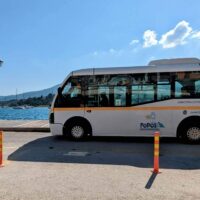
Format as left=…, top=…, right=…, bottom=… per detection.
left=191, top=31, right=200, bottom=39
left=129, top=39, right=139, bottom=45
left=143, top=30, right=158, bottom=48
left=109, top=48, right=116, bottom=54
left=93, top=51, right=98, bottom=56
left=92, top=20, right=200, bottom=59
left=159, top=20, right=192, bottom=48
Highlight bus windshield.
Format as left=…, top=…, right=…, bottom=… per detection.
left=56, top=77, right=83, bottom=107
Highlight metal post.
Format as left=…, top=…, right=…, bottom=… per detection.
left=153, top=131, right=160, bottom=173
left=0, top=131, right=3, bottom=167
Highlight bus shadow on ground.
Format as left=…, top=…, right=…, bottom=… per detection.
left=8, top=136, right=200, bottom=170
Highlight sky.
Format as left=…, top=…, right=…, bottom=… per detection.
left=1, top=0, right=200, bottom=95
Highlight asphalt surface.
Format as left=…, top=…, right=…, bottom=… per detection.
left=0, top=132, right=200, bottom=200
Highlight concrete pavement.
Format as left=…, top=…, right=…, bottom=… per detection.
left=0, top=132, right=200, bottom=200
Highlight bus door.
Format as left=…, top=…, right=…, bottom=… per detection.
left=84, top=76, right=133, bottom=136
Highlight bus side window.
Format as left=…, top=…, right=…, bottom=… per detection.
left=85, top=86, right=98, bottom=107
left=131, top=84, right=154, bottom=105
left=114, top=86, right=126, bottom=106
left=107, top=74, right=131, bottom=107
left=131, top=73, right=155, bottom=105
left=85, top=75, right=110, bottom=107
left=99, top=86, right=109, bottom=107
left=157, top=73, right=171, bottom=100
left=181, top=85, right=195, bottom=97
left=195, top=80, right=200, bottom=96
left=175, top=72, right=200, bottom=98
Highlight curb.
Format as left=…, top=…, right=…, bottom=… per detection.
left=0, top=127, right=50, bottom=132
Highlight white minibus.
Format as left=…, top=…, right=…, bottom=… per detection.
left=49, top=58, right=200, bottom=143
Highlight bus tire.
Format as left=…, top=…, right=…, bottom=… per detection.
left=181, top=122, right=200, bottom=144
left=65, top=120, right=89, bottom=141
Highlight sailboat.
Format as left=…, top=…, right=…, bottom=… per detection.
left=12, top=89, right=26, bottom=109
left=12, top=106, right=25, bottom=109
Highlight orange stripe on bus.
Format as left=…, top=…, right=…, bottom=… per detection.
left=54, top=108, right=84, bottom=112
left=53, top=106, right=200, bottom=112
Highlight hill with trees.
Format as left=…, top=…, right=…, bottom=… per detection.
left=0, top=93, right=54, bottom=107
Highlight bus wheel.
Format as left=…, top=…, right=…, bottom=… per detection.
left=67, top=121, right=87, bottom=140
left=182, top=123, right=200, bottom=144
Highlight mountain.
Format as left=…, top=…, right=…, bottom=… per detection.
left=0, top=84, right=60, bottom=101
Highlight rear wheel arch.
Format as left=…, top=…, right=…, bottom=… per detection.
left=176, top=116, right=200, bottom=141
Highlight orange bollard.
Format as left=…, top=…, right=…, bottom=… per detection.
left=153, top=131, right=160, bottom=173
left=0, top=131, right=3, bottom=167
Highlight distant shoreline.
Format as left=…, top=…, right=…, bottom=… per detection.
left=0, top=105, right=49, bottom=108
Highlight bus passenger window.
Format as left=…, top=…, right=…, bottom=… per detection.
left=114, top=86, right=126, bottom=106
left=195, top=80, right=200, bottom=96
left=85, top=86, right=98, bottom=107
left=175, top=72, right=200, bottom=98
left=157, top=73, right=171, bottom=100
left=181, top=86, right=195, bottom=97
left=131, top=85, right=154, bottom=105
left=157, top=84, right=171, bottom=100
left=99, top=86, right=109, bottom=107
left=100, top=93, right=109, bottom=106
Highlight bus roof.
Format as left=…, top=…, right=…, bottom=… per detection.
left=72, top=58, right=200, bottom=76
left=148, top=57, right=200, bottom=65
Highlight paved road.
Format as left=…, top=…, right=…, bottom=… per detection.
left=0, top=132, right=200, bottom=200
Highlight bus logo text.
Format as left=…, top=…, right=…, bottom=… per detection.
left=140, top=122, right=165, bottom=130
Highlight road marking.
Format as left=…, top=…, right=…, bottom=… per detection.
left=41, top=123, right=49, bottom=127
left=63, top=151, right=89, bottom=156
left=4, top=146, right=18, bottom=149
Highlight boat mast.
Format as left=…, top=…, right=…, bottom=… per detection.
left=16, top=89, right=18, bottom=101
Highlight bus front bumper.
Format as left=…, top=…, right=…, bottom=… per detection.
left=50, top=123, right=63, bottom=136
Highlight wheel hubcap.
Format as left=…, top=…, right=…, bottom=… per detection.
left=71, top=125, right=84, bottom=138
left=187, top=127, right=200, bottom=141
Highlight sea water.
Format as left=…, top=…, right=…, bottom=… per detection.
left=0, top=107, right=49, bottom=120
